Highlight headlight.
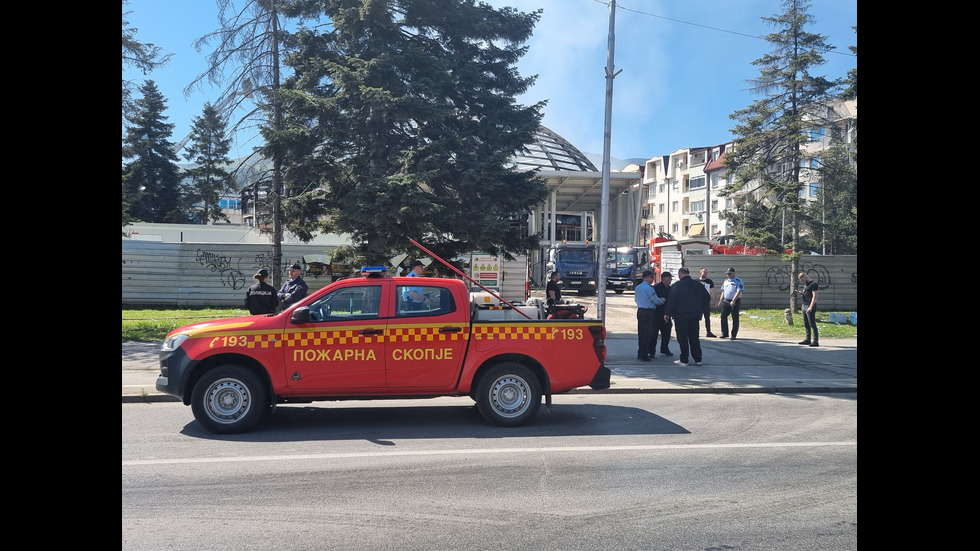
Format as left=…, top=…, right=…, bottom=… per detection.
left=162, top=333, right=189, bottom=352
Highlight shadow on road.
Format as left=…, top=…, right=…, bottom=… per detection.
left=178, top=401, right=691, bottom=442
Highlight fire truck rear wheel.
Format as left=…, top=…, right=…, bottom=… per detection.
left=191, top=365, right=268, bottom=434
left=475, top=363, right=541, bottom=427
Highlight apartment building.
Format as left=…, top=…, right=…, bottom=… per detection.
left=642, top=142, right=734, bottom=243
left=640, top=97, right=856, bottom=245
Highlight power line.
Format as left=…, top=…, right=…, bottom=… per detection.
left=592, top=0, right=856, bottom=58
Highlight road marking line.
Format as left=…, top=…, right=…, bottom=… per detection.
left=123, top=441, right=856, bottom=466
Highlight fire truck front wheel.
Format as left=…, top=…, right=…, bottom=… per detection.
left=475, top=363, right=542, bottom=427
left=191, top=365, right=268, bottom=434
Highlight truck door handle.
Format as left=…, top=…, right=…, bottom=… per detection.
left=359, top=329, right=383, bottom=335
left=439, top=327, right=462, bottom=333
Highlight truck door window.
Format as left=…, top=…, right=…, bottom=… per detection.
left=307, top=285, right=382, bottom=322
left=396, top=286, right=455, bottom=317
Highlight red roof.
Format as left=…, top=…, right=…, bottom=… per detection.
left=704, top=152, right=727, bottom=172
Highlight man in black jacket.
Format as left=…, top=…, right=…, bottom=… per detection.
left=663, top=267, right=711, bottom=367
left=652, top=272, right=673, bottom=356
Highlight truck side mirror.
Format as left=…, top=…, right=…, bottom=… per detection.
left=290, top=306, right=311, bottom=324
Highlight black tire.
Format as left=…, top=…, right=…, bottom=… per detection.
left=614, top=289, right=625, bottom=294
left=190, top=365, right=268, bottom=434
left=475, top=362, right=542, bottom=427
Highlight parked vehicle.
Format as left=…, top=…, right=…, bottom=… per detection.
left=156, top=269, right=611, bottom=433
left=546, top=242, right=599, bottom=295
left=605, top=246, right=649, bottom=293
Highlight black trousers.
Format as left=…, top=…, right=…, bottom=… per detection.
left=636, top=308, right=655, bottom=358
left=654, top=313, right=672, bottom=353
left=720, top=298, right=741, bottom=337
left=673, top=315, right=703, bottom=364
left=802, top=307, right=818, bottom=342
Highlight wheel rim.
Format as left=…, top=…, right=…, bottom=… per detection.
left=203, top=378, right=252, bottom=425
left=488, top=376, right=530, bottom=418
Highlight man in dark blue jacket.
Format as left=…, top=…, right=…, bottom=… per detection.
left=663, top=267, right=711, bottom=367
left=278, top=263, right=308, bottom=311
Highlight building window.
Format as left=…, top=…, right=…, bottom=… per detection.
left=690, top=176, right=706, bottom=190
left=799, top=157, right=820, bottom=169
left=658, top=204, right=665, bottom=214
left=710, top=224, right=718, bottom=236
left=809, top=182, right=819, bottom=197
left=671, top=223, right=678, bottom=234
left=691, top=200, right=705, bottom=213
left=658, top=183, right=665, bottom=194
left=711, top=199, right=718, bottom=211
left=711, top=174, right=720, bottom=189
left=807, top=127, right=825, bottom=142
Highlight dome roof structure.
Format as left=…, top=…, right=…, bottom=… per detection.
left=511, top=126, right=598, bottom=172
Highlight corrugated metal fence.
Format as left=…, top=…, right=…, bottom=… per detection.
left=122, top=241, right=340, bottom=307
left=123, top=240, right=857, bottom=310
left=684, top=254, right=857, bottom=311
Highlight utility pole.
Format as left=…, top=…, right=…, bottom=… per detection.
left=597, top=0, right=621, bottom=322
left=270, top=4, right=284, bottom=289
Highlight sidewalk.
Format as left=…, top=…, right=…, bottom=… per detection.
left=123, top=327, right=857, bottom=402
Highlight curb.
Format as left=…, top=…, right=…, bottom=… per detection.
left=123, top=385, right=856, bottom=404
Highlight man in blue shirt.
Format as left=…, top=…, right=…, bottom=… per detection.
left=403, top=260, right=430, bottom=310
left=717, top=267, right=744, bottom=340
left=634, top=270, right=665, bottom=361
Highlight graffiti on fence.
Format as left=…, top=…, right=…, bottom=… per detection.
left=196, top=249, right=247, bottom=289
left=251, top=254, right=307, bottom=278
left=765, top=262, right=834, bottom=292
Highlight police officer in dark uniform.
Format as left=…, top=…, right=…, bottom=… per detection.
left=278, top=263, right=309, bottom=310
left=653, top=272, right=673, bottom=356
left=245, top=268, right=279, bottom=315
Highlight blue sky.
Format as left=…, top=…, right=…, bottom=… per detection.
left=123, top=0, right=857, bottom=162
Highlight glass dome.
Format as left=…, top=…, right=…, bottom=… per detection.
left=510, top=126, right=598, bottom=172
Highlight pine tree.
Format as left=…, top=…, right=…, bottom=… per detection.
left=122, top=1, right=172, bottom=132
left=839, top=27, right=857, bottom=101
left=187, top=0, right=318, bottom=287
left=274, top=0, right=548, bottom=265
left=184, top=103, right=235, bottom=224
left=804, top=140, right=857, bottom=254
left=723, top=0, right=842, bottom=312
left=123, top=80, right=185, bottom=224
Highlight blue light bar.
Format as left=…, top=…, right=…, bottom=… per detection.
left=361, top=266, right=388, bottom=276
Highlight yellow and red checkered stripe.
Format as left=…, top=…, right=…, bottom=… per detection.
left=206, top=323, right=562, bottom=349
left=471, top=325, right=554, bottom=340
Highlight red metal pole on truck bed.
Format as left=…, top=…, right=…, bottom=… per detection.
left=409, top=238, right=533, bottom=320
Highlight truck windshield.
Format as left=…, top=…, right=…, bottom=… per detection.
left=608, top=253, right=635, bottom=267
left=557, top=250, right=595, bottom=263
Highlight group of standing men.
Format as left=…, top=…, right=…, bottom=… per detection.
left=244, top=263, right=309, bottom=315
left=634, top=267, right=746, bottom=367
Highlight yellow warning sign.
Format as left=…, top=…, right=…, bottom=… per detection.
left=470, top=253, right=500, bottom=288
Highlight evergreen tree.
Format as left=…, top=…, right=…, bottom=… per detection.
left=122, top=1, right=172, bottom=132
left=184, top=102, right=235, bottom=224
left=804, top=140, right=857, bottom=254
left=839, top=26, right=857, bottom=101
left=275, top=0, right=548, bottom=265
left=188, top=0, right=318, bottom=286
left=123, top=80, right=185, bottom=224
left=723, top=0, right=842, bottom=312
